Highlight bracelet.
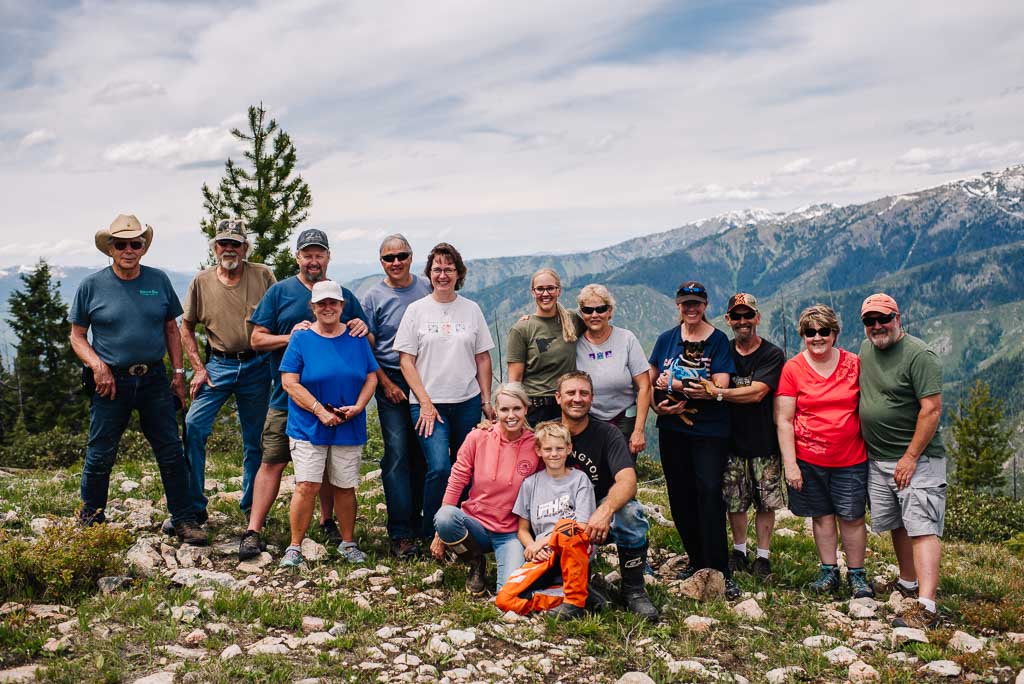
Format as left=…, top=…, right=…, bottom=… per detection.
left=311, top=401, right=321, bottom=413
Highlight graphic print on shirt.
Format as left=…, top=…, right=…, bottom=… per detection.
left=587, top=350, right=613, bottom=360
left=537, top=493, right=575, bottom=520
left=535, top=337, right=554, bottom=354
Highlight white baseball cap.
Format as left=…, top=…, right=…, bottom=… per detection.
left=311, top=280, right=344, bottom=303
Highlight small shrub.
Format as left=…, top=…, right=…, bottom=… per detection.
left=1007, top=531, right=1024, bottom=559
left=0, top=520, right=132, bottom=602
left=0, top=427, right=85, bottom=469
left=944, top=488, right=1024, bottom=543
left=207, top=423, right=243, bottom=455
left=116, top=430, right=154, bottom=462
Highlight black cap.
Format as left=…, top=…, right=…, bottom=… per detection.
left=296, top=228, right=329, bottom=250
left=675, top=281, right=708, bottom=303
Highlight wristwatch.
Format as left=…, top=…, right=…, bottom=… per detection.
left=716, top=389, right=724, bottom=402
left=174, top=368, right=186, bottom=375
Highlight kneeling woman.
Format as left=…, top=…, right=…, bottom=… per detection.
left=431, top=384, right=541, bottom=593
left=278, top=281, right=379, bottom=567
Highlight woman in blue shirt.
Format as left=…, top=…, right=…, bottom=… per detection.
left=278, top=281, right=379, bottom=567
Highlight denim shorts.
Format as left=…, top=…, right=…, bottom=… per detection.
left=787, top=459, right=868, bottom=520
left=868, top=457, right=946, bottom=537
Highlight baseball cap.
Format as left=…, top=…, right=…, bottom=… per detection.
left=311, top=280, right=345, bottom=303
left=861, top=293, right=899, bottom=316
left=214, top=219, right=248, bottom=243
left=296, top=228, right=329, bottom=251
left=727, top=292, right=759, bottom=313
left=675, top=281, right=708, bottom=303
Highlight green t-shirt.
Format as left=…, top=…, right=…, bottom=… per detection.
left=506, top=314, right=577, bottom=397
left=858, top=334, right=945, bottom=461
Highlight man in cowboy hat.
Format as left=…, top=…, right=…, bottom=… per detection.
left=69, top=214, right=206, bottom=545
left=174, top=219, right=276, bottom=529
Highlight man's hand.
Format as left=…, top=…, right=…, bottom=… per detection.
left=190, top=366, right=214, bottom=400
left=290, top=320, right=312, bottom=334
left=893, top=453, right=919, bottom=490
left=381, top=377, right=408, bottom=404
left=584, top=503, right=614, bottom=544
left=346, top=319, right=369, bottom=338
left=525, top=539, right=552, bottom=563
left=481, top=402, right=496, bottom=421
left=171, top=374, right=187, bottom=405
left=93, top=362, right=116, bottom=399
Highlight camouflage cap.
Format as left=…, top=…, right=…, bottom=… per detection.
left=727, top=292, right=759, bottom=313
left=213, top=219, right=248, bottom=243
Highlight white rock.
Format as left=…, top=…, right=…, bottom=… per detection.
left=848, top=660, right=880, bottom=682
left=684, top=615, right=720, bottom=632
left=300, top=538, right=328, bottom=561
left=29, top=518, right=52, bottom=535
left=948, top=630, right=985, bottom=653
left=423, top=569, right=444, bottom=586
left=447, top=629, right=476, bottom=646
left=765, top=666, right=805, bottom=683
left=0, top=665, right=40, bottom=683
left=443, top=668, right=471, bottom=681
left=126, top=539, right=164, bottom=576
left=375, top=626, right=399, bottom=639
left=158, top=645, right=206, bottom=660
left=537, top=658, right=553, bottom=675
left=170, top=605, right=200, bottom=623
left=427, top=636, right=453, bottom=656
left=248, top=643, right=290, bottom=655
left=848, top=597, right=878, bottom=618
left=394, top=653, right=422, bottom=667
left=301, top=616, right=325, bottom=633
left=733, top=598, right=766, bottom=621
left=1008, top=633, right=1024, bottom=644
left=775, top=528, right=797, bottom=537
left=824, top=645, right=859, bottom=665
left=56, top=619, right=77, bottom=635
left=348, top=568, right=374, bottom=581
left=301, top=632, right=335, bottom=646
left=887, top=653, right=918, bottom=664
left=1016, top=668, right=1024, bottom=684
left=891, top=627, right=929, bottom=645
left=120, top=480, right=140, bottom=493
left=362, top=469, right=382, bottom=482
left=182, top=629, right=207, bottom=645
left=205, top=622, right=230, bottom=635
left=130, top=673, right=175, bottom=684
left=920, top=660, right=962, bottom=677
left=802, top=634, right=840, bottom=649
left=669, top=660, right=710, bottom=676
left=169, top=569, right=239, bottom=590
left=42, top=636, right=71, bottom=653
left=219, top=644, right=242, bottom=661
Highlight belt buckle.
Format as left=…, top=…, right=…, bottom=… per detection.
left=127, top=363, right=148, bottom=376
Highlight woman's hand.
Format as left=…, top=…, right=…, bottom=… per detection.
left=416, top=401, right=444, bottom=437
left=314, top=405, right=341, bottom=427
left=654, top=370, right=669, bottom=390
left=784, top=460, right=803, bottom=492
left=429, top=533, right=446, bottom=560
left=333, top=404, right=364, bottom=422
left=629, top=429, right=646, bottom=455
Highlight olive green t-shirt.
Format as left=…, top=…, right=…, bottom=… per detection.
left=506, top=314, right=577, bottom=398
left=858, top=333, right=945, bottom=461
left=183, top=262, right=276, bottom=353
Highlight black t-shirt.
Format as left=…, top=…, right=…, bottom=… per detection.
left=729, top=339, right=785, bottom=460
left=567, top=417, right=634, bottom=502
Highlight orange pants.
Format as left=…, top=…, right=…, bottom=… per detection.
left=496, top=519, right=591, bottom=614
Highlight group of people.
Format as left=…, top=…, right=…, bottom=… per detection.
left=71, top=214, right=947, bottom=629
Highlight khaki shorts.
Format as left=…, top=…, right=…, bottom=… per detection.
left=723, top=452, right=786, bottom=513
left=868, top=457, right=946, bottom=537
left=261, top=408, right=291, bottom=464
left=290, top=440, right=363, bottom=488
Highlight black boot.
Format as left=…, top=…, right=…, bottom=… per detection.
left=444, top=532, right=487, bottom=596
left=618, top=544, right=659, bottom=622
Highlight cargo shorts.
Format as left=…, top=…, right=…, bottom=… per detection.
left=723, top=452, right=787, bottom=513
left=868, top=456, right=946, bottom=537
left=261, top=408, right=291, bottom=464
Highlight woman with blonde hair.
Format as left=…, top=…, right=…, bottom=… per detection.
left=508, top=268, right=580, bottom=425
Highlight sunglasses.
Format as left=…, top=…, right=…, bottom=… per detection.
left=862, top=312, right=897, bottom=327
left=580, top=305, right=610, bottom=315
left=380, top=252, right=410, bottom=263
left=676, top=286, right=706, bottom=297
left=216, top=239, right=242, bottom=248
left=803, top=328, right=834, bottom=338
left=113, top=240, right=144, bottom=251
left=728, top=310, right=757, bottom=320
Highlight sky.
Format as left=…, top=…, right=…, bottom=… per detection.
left=1, top=0, right=1023, bottom=275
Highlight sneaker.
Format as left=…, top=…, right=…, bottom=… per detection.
left=751, top=556, right=772, bottom=580
left=279, top=546, right=305, bottom=568
left=174, top=520, right=208, bottom=546
left=390, top=538, right=421, bottom=560
left=847, top=570, right=875, bottom=599
left=806, top=565, right=840, bottom=594
left=891, top=602, right=939, bottom=629
left=894, top=581, right=919, bottom=599
left=238, top=530, right=265, bottom=561
left=339, top=541, right=367, bottom=564
left=725, top=577, right=742, bottom=601
left=319, top=519, right=343, bottom=545
left=728, top=550, right=750, bottom=574
left=161, top=517, right=175, bottom=536
left=550, top=602, right=586, bottom=620
left=676, top=564, right=698, bottom=581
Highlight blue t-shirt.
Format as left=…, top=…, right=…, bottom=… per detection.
left=648, top=326, right=735, bottom=437
left=69, top=265, right=184, bottom=367
left=249, top=276, right=368, bottom=411
left=279, top=329, right=379, bottom=445
left=361, top=275, right=432, bottom=371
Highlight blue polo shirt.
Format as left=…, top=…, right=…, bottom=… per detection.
left=649, top=326, right=735, bottom=437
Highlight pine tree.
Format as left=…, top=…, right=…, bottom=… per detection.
left=949, top=380, right=1011, bottom=494
left=5, top=259, right=86, bottom=434
left=200, top=103, right=313, bottom=280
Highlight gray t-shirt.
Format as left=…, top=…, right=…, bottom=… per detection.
left=513, top=468, right=595, bottom=542
left=70, top=265, right=184, bottom=367
left=576, top=327, right=648, bottom=420
left=362, top=275, right=432, bottom=370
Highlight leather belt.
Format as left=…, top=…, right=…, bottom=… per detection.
left=211, top=349, right=258, bottom=361
left=529, top=395, right=557, bottom=408
left=110, top=362, right=161, bottom=377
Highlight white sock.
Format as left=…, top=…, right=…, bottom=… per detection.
left=919, top=597, right=936, bottom=613
left=733, top=543, right=747, bottom=555
left=898, top=578, right=919, bottom=590
left=756, top=548, right=770, bottom=559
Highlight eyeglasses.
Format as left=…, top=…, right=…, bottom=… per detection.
left=803, top=328, right=834, bottom=338
left=216, top=239, right=242, bottom=248
left=381, top=252, right=410, bottom=263
left=430, top=267, right=457, bottom=276
left=113, top=240, right=144, bottom=251
left=580, top=305, right=610, bottom=314
left=532, top=286, right=560, bottom=294
left=862, top=312, right=896, bottom=327
left=728, top=310, right=757, bottom=320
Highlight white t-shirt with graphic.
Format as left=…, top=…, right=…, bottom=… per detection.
left=513, top=468, right=595, bottom=542
left=576, top=326, right=648, bottom=419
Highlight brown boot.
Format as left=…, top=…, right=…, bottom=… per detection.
left=444, top=532, right=488, bottom=595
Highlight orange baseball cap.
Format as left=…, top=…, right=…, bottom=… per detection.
left=861, top=293, right=899, bottom=316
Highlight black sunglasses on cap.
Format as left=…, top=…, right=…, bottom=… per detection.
left=380, top=252, right=411, bottom=263
left=803, top=327, right=834, bottom=338
left=676, top=285, right=707, bottom=297
left=580, top=304, right=610, bottom=315
left=216, top=239, right=243, bottom=247
left=862, top=312, right=897, bottom=327
left=113, top=240, right=144, bottom=251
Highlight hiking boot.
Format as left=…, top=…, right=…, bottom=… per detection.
left=751, top=556, right=772, bottom=580
left=318, top=518, right=343, bottom=544
left=279, top=546, right=304, bottom=568
left=174, top=520, right=208, bottom=546
left=675, top=564, right=698, bottom=581
left=891, top=602, right=939, bottom=629
left=390, top=538, right=421, bottom=560
left=806, top=565, right=840, bottom=594
left=585, top=578, right=611, bottom=611
left=338, top=542, right=367, bottom=564
left=163, top=509, right=207, bottom=536
left=442, top=533, right=488, bottom=596
left=619, top=545, right=659, bottom=622
left=728, top=549, right=750, bottom=574
left=847, top=569, right=875, bottom=599
left=550, top=602, right=586, bottom=620
left=238, top=530, right=265, bottom=561
left=894, top=581, right=919, bottom=599
left=725, top=577, right=742, bottom=601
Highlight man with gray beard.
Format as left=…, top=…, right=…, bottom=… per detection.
left=175, top=220, right=276, bottom=531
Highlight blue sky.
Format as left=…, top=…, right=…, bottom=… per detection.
left=1, top=0, right=1022, bottom=273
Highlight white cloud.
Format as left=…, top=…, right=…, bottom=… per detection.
left=92, top=80, right=166, bottom=104
left=19, top=128, right=56, bottom=149
left=103, top=125, right=241, bottom=168
left=333, top=228, right=369, bottom=241
left=895, top=141, right=1024, bottom=173
left=0, top=239, right=91, bottom=260
left=776, top=158, right=813, bottom=175
left=822, top=158, right=860, bottom=175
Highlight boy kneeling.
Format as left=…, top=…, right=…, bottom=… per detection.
left=497, top=422, right=596, bottom=619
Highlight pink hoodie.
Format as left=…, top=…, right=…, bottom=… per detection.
left=442, top=427, right=541, bottom=533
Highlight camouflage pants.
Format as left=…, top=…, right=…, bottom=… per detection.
left=723, top=453, right=786, bottom=513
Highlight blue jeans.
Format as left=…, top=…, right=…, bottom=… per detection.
left=184, top=355, right=270, bottom=515
left=608, top=498, right=651, bottom=550
left=434, top=505, right=524, bottom=590
left=410, top=395, right=481, bottom=538
left=81, top=368, right=194, bottom=525
left=376, top=369, right=426, bottom=540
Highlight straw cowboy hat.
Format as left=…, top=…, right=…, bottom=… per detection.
left=94, top=214, right=154, bottom=257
